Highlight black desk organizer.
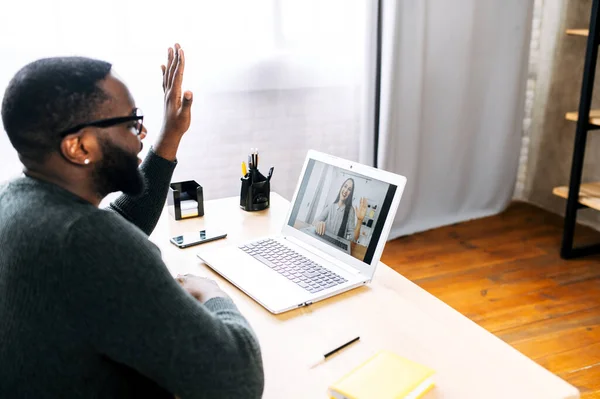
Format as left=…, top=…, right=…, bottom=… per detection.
left=240, top=168, right=271, bottom=211
left=168, top=180, right=204, bottom=220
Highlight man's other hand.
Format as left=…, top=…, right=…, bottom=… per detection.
left=176, top=275, right=230, bottom=304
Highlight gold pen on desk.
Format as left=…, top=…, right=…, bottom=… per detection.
left=242, top=161, right=247, bottom=177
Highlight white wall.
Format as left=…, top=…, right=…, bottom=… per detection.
left=0, top=0, right=374, bottom=204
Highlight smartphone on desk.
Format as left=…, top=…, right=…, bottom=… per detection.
left=170, top=229, right=227, bottom=249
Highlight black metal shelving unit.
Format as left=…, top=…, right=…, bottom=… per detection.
left=556, top=0, right=600, bottom=259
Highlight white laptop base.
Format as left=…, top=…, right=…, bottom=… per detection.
left=197, top=150, right=406, bottom=314
left=198, top=235, right=367, bottom=314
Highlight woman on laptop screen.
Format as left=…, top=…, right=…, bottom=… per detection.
left=314, top=178, right=368, bottom=243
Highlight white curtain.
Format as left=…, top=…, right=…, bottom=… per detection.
left=0, top=0, right=376, bottom=202
left=377, top=0, right=533, bottom=239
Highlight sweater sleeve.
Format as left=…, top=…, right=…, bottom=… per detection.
left=107, top=148, right=176, bottom=236
left=63, top=212, right=264, bottom=399
left=316, top=204, right=329, bottom=222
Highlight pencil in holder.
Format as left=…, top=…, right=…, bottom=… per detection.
left=240, top=168, right=270, bottom=211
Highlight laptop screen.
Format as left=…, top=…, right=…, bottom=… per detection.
left=287, top=159, right=397, bottom=265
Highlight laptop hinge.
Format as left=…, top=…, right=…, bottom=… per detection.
left=284, top=236, right=362, bottom=275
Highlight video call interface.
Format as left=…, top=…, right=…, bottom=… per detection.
left=287, top=159, right=397, bottom=265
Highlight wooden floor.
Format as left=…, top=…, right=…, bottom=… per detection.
left=381, top=201, right=600, bottom=398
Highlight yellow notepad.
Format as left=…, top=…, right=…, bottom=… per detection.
left=328, top=350, right=435, bottom=399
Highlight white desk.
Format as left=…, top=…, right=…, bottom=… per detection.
left=150, top=193, right=579, bottom=399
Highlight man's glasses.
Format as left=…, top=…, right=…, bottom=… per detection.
left=59, top=108, right=144, bottom=137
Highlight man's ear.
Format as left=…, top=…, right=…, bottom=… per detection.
left=60, top=129, right=100, bottom=166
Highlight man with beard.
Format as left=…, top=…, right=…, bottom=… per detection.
left=0, top=44, right=264, bottom=399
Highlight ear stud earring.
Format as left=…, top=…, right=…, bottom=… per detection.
left=84, top=159, right=90, bottom=165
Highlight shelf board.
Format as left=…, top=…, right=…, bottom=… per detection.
left=553, top=182, right=600, bottom=211
left=565, top=110, right=600, bottom=126
left=566, top=29, right=589, bottom=36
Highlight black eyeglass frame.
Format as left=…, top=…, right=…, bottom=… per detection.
left=59, top=108, right=144, bottom=137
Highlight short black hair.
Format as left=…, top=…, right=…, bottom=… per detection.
left=1, top=57, right=112, bottom=161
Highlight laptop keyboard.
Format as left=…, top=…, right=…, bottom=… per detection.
left=239, top=238, right=348, bottom=294
left=319, top=234, right=349, bottom=251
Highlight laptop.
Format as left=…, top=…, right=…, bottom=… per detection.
left=197, top=150, right=407, bottom=314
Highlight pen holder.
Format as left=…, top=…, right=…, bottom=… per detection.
left=168, top=180, right=204, bottom=220
left=240, top=168, right=270, bottom=212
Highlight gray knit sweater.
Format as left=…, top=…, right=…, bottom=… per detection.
left=0, top=150, right=264, bottom=398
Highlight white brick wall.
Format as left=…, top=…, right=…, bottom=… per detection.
left=169, top=86, right=362, bottom=202
left=514, top=0, right=543, bottom=199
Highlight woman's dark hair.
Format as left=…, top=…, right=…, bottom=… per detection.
left=333, top=178, right=355, bottom=238
left=1, top=56, right=112, bottom=162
